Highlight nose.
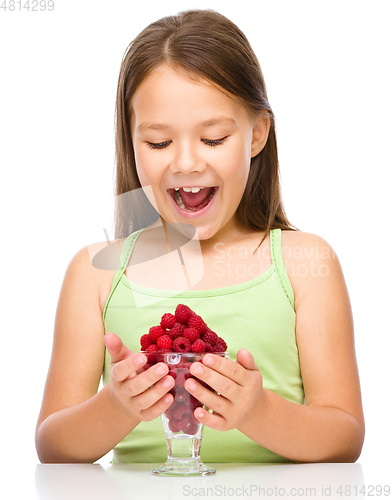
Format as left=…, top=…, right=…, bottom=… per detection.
left=170, top=141, right=207, bottom=174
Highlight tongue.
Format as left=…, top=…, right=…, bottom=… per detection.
left=179, top=187, right=214, bottom=208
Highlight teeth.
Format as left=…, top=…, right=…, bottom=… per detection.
left=174, top=190, right=186, bottom=209
left=179, top=187, right=204, bottom=193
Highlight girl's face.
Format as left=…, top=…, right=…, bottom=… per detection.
left=130, top=65, right=269, bottom=242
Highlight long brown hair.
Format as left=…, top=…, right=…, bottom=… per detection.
left=114, top=9, right=298, bottom=240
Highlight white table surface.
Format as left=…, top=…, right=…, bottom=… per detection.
left=4, top=461, right=391, bottom=500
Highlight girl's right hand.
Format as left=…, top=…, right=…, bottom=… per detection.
left=104, top=332, right=175, bottom=422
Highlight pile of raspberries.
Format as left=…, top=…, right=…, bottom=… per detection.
left=139, top=304, right=228, bottom=435
left=139, top=304, right=227, bottom=355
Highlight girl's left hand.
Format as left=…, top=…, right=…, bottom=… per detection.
left=184, top=349, right=266, bottom=431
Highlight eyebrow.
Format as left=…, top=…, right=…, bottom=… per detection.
left=137, top=116, right=236, bottom=132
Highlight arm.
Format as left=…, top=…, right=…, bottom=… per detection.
left=184, top=233, right=365, bottom=462
left=35, top=246, right=174, bottom=463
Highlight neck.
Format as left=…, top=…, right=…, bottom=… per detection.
left=198, top=219, right=251, bottom=253
left=159, top=216, right=257, bottom=255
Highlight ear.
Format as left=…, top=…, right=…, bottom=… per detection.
left=250, top=111, right=270, bottom=158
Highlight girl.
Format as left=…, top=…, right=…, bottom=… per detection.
left=35, top=9, right=364, bottom=464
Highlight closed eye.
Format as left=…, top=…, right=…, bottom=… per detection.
left=146, top=141, right=171, bottom=150
left=202, top=137, right=228, bottom=147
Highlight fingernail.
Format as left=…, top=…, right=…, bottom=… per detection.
left=155, top=365, right=166, bottom=375
left=204, top=355, right=213, bottom=366
left=193, top=364, right=204, bottom=375
left=162, top=378, right=172, bottom=388
left=134, top=355, right=144, bottom=365
left=188, top=380, right=197, bottom=391
left=163, top=394, right=172, bottom=404
left=195, top=408, right=204, bottom=418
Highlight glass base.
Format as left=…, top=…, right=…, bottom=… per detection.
left=152, top=458, right=216, bottom=477
left=152, top=436, right=216, bottom=476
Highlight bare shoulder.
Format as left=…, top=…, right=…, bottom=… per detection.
left=280, top=229, right=336, bottom=258
left=280, top=230, right=340, bottom=307
left=68, top=238, right=126, bottom=313
left=280, top=229, right=352, bottom=329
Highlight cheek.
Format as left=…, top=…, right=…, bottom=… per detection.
left=224, top=141, right=251, bottom=186
left=134, top=148, right=155, bottom=187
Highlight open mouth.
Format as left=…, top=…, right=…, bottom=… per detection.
left=168, top=187, right=217, bottom=213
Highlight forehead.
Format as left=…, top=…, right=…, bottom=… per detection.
left=130, top=65, right=252, bottom=130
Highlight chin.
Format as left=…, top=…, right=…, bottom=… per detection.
left=193, top=225, right=220, bottom=242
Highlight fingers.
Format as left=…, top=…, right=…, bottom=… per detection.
left=185, top=375, right=230, bottom=414
left=120, top=363, right=171, bottom=396
left=104, top=332, right=134, bottom=364
left=192, top=406, right=226, bottom=431
left=183, top=351, right=261, bottom=426
left=183, top=351, right=264, bottom=432
left=118, top=368, right=175, bottom=421
left=236, top=349, right=259, bottom=371
left=138, top=391, right=174, bottom=422
left=112, top=360, right=174, bottom=406
left=110, top=352, right=147, bottom=383
left=188, top=354, right=248, bottom=397
left=132, top=375, right=175, bottom=415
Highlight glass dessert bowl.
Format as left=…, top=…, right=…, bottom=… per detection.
left=139, top=351, right=227, bottom=476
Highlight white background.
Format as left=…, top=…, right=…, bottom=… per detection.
left=1, top=0, right=391, bottom=478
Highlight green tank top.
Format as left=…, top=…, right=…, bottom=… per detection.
left=102, top=228, right=303, bottom=463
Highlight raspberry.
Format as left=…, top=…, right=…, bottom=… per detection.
left=189, top=394, right=203, bottom=411
left=160, top=313, right=176, bottom=329
left=140, top=333, right=152, bottom=350
left=174, top=388, right=189, bottom=403
left=175, top=304, right=193, bottom=324
left=213, top=338, right=227, bottom=352
left=168, top=322, right=185, bottom=339
left=178, top=416, right=193, bottom=434
left=189, top=413, right=200, bottom=426
left=188, top=314, right=207, bottom=334
left=200, top=330, right=218, bottom=345
left=174, top=370, right=186, bottom=388
left=146, top=344, right=158, bottom=352
left=183, top=422, right=199, bottom=435
left=148, top=325, right=165, bottom=343
left=157, top=334, right=173, bottom=350
left=165, top=399, right=175, bottom=417
left=168, top=418, right=182, bottom=433
left=183, top=327, right=200, bottom=343
left=172, top=336, right=191, bottom=353
left=204, top=341, right=214, bottom=353
left=191, top=339, right=206, bottom=353
left=173, top=403, right=189, bottom=420
left=145, top=343, right=158, bottom=363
